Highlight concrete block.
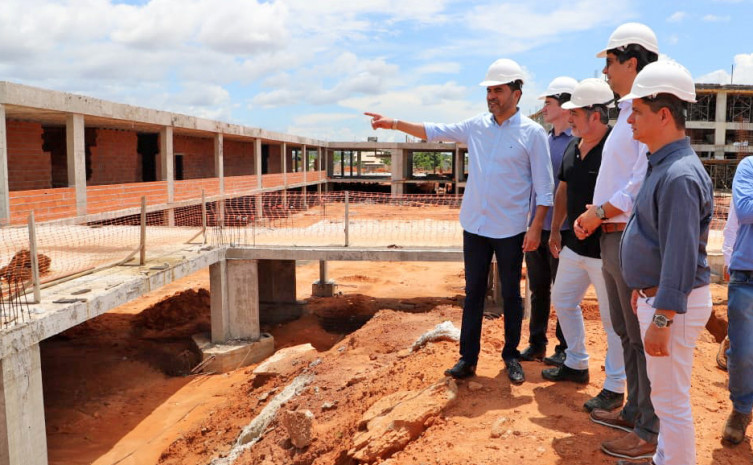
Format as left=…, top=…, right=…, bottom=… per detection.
left=312, top=281, right=338, bottom=297
left=192, top=332, right=274, bottom=373
left=253, top=343, right=317, bottom=377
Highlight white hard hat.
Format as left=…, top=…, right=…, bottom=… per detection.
left=596, top=22, right=659, bottom=58
left=561, top=79, right=615, bottom=109
left=619, top=60, right=697, bottom=103
left=538, top=76, right=579, bottom=100
left=479, top=58, right=525, bottom=87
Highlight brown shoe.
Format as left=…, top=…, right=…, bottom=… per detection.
left=590, top=408, right=635, bottom=433
left=722, top=409, right=752, bottom=444
left=717, top=336, right=730, bottom=371
left=601, top=431, right=656, bottom=460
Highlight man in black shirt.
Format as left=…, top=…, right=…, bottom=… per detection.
left=542, top=79, right=627, bottom=414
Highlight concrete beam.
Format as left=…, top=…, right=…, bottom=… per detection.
left=0, top=104, right=9, bottom=222
left=0, top=245, right=222, bottom=361
left=0, top=344, right=47, bottom=465
left=66, top=113, right=87, bottom=216
left=226, top=246, right=463, bottom=262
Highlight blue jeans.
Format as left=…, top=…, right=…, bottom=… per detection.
left=728, top=269, right=753, bottom=414
left=460, top=230, right=525, bottom=364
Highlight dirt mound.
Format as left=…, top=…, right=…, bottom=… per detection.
left=0, top=248, right=51, bottom=282
left=133, top=288, right=211, bottom=337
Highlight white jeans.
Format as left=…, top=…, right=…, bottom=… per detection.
left=638, top=285, right=712, bottom=465
left=551, top=246, right=626, bottom=393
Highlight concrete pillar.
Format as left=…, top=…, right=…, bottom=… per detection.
left=160, top=126, right=175, bottom=225
left=66, top=114, right=86, bottom=216
left=714, top=92, right=728, bottom=159
left=302, top=145, right=308, bottom=208
left=313, top=260, right=337, bottom=297
left=0, top=104, right=9, bottom=223
left=259, top=259, right=301, bottom=323
left=210, top=258, right=260, bottom=343
left=391, top=149, right=405, bottom=196
left=356, top=151, right=362, bottom=176
left=0, top=344, right=48, bottom=465
left=282, top=142, right=288, bottom=210
left=214, top=134, right=225, bottom=226
left=255, top=139, right=263, bottom=218
left=255, top=139, right=263, bottom=190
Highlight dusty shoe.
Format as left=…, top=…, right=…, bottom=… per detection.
left=601, top=431, right=656, bottom=460
left=444, top=359, right=476, bottom=379
left=717, top=336, right=730, bottom=371
left=520, top=346, right=545, bottom=362
left=590, top=408, right=635, bottom=433
left=722, top=410, right=752, bottom=444
left=543, top=350, right=566, bottom=367
left=506, top=359, right=525, bottom=385
left=541, top=364, right=589, bottom=384
left=584, top=389, right=624, bottom=412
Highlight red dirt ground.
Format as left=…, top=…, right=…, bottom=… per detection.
left=40, top=262, right=748, bottom=465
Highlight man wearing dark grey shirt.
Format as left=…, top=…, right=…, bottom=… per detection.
left=619, top=61, right=713, bottom=465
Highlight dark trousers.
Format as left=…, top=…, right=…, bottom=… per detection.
left=524, top=230, right=567, bottom=353
left=460, top=230, right=525, bottom=364
left=601, top=232, right=658, bottom=443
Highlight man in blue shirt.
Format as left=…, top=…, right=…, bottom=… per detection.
left=723, top=155, right=753, bottom=444
left=365, top=58, right=553, bottom=385
left=521, top=76, right=576, bottom=368
left=619, top=61, right=714, bottom=465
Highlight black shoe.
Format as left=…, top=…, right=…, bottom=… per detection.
left=506, top=359, right=525, bottom=385
left=584, top=389, right=624, bottom=412
left=520, top=346, right=546, bottom=362
left=444, top=359, right=476, bottom=379
left=541, top=365, right=589, bottom=384
left=543, top=351, right=566, bottom=367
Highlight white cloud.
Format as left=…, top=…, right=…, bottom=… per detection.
left=667, top=34, right=680, bottom=45
left=696, top=53, right=753, bottom=84
left=702, top=14, right=731, bottom=22
left=667, top=11, right=687, bottom=23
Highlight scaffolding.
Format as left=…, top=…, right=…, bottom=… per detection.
left=688, top=93, right=716, bottom=122
left=727, top=94, right=753, bottom=123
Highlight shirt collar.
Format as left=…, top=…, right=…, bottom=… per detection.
left=550, top=127, right=572, bottom=138
left=618, top=99, right=632, bottom=111
left=490, top=108, right=521, bottom=127
left=647, top=137, right=692, bottom=167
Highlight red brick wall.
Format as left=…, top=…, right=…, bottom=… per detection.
left=224, top=139, right=255, bottom=176
left=175, top=135, right=214, bottom=179
left=89, top=129, right=140, bottom=185
left=9, top=187, right=76, bottom=224
left=7, top=121, right=50, bottom=191
left=267, top=144, right=282, bottom=173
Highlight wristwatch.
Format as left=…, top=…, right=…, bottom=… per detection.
left=595, top=204, right=607, bottom=220
left=652, top=314, right=674, bottom=328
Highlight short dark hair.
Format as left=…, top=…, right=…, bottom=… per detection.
left=608, top=44, right=659, bottom=72
left=584, top=105, right=610, bottom=124
left=552, top=92, right=572, bottom=105
left=507, top=79, right=523, bottom=93
left=640, top=94, right=687, bottom=129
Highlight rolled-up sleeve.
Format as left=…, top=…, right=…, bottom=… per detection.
left=530, top=127, right=554, bottom=207
left=608, top=140, right=648, bottom=213
left=722, top=203, right=738, bottom=267
left=654, top=175, right=707, bottom=313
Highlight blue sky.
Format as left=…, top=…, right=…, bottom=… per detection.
left=0, top=0, right=750, bottom=142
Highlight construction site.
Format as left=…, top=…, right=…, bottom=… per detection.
left=0, top=81, right=752, bottom=465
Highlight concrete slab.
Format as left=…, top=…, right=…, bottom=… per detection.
left=191, top=332, right=275, bottom=373
left=252, top=343, right=317, bottom=378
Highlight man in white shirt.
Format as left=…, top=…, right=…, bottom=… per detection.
left=573, top=23, right=660, bottom=461
left=365, top=58, right=553, bottom=385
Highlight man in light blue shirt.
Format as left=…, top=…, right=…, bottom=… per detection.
left=723, top=155, right=753, bottom=445
left=365, top=58, right=553, bottom=385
